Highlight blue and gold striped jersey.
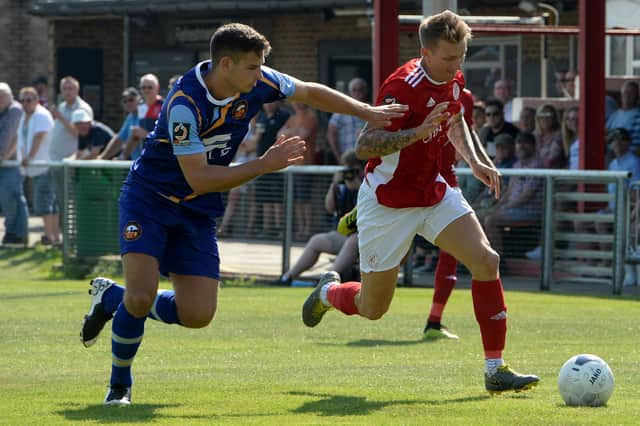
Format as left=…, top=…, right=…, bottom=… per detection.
left=123, top=60, right=296, bottom=217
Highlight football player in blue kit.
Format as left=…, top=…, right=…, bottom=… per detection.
left=79, top=22, right=407, bottom=405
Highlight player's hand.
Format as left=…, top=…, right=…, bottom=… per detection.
left=260, top=134, right=306, bottom=172
left=469, top=161, right=501, bottom=199
left=416, top=102, right=450, bottom=141
left=362, top=103, right=409, bottom=128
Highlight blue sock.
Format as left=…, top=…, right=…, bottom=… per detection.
left=148, top=290, right=181, bottom=325
left=110, top=303, right=146, bottom=387
left=102, top=284, right=125, bottom=314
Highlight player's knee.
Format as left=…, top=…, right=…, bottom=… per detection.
left=180, top=307, right=217, bottom=328
left=469, top=247, right=500, bottom=278
left=124, top=292, right=155, bottom=317
left=358, top=304, right=389, bottom=320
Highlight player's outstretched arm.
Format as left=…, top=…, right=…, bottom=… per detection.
left=355, top=102, right=450, bottom=159
left=288, top=79, right=408, bottom=128
left=178, top=135, right=306, bottom=194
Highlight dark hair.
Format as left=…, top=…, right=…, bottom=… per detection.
left=121, top=87, right=139, bottom=98
left=484, top=98, right=504, bottom=112
left=516, top=132, right=536, bottom=145
left=210, top=23, right=271, bottom=67
left=607, top=128, right=631, bottom=143
left=419, top=10, right=471, bottom=49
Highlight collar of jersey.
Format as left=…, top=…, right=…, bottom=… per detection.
left=196, top=60, right=239, bottom=106
left=419, top=59, right=447, bottom=86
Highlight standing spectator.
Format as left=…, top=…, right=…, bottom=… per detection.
left=562, top=106, right=579, bottom=169
left=282, top=102, right=319, bottom=239
left=99, top=87, right=141, bottom=160
left=493, top=80, right=513, bottom=122
left=478, top=99, right=519, bottom=158
left=255, top=101, right=291, bottom=238
left=48, top=76, right=93, bottom=216
left=534, top=103, right=565, bottom=169
left=327, top=77, right=368, bottom=163
left=517, top=106, right=536, bottom=134
left=606, top=80, right=640, bottom=150
left=33, top=76, right=49, bottom=108
left=563, top=71, right=577, bottom=99
left=0, top=82, right=28, bottom=246
left=121, top=74, right=163, bottom=160
left=167, top=74, right=181, bottom=93
left=69, top=109, right=115, bottom=159
left=16, top=87, right=58, bottom=245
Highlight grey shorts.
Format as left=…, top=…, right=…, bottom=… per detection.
left=32, top=171, right=58, bottom=216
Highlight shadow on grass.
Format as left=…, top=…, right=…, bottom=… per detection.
left=287, top=391, right=489, bottom=416
left=56, top=402, right=212, bottom=422
left=346, top=338, right=429, bottom=347
left=3, top=291, right=76, bottom=300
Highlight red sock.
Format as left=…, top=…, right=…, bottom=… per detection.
left=429, top=251, right=457, bottom=323
left=471, top=279, right=507, bottom=359
left=327, top=282, right=361, bottom=316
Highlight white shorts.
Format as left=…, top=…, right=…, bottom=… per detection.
left=357, top=183, right=473, bottom=273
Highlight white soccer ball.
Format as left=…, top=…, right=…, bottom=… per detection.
left=557, top=354, right=614, bottom=406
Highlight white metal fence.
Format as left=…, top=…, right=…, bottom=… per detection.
left=0, top=160, right=631, bottom=293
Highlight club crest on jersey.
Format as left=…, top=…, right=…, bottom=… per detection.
left=232, top=100, right=249, bottom=120
left=172, top=122, right=190, bottom=146
left=383, top=94, right=397, bottom=104
left=123, top=221, right=142, bottom=241
left=452, top=82, right=460, bottom=100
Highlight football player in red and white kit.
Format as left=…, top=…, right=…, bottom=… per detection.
left=302, top=10, right=539, bottom=394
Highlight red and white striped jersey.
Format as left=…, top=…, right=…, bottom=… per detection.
left=365, top=58, right=465, bottom=208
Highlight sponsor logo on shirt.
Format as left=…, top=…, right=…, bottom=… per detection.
left=383, top=94, right=397, bottom=104
left=172, top=122, right=190, bottom=146
left=426, top=97, right=436, bottom=107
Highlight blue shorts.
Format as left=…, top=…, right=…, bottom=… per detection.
left=119, top=189, right=220, bottom=279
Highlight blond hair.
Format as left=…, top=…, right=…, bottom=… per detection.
left=419, top=10, right=471, bottom=49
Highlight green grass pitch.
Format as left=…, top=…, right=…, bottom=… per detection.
left=1, top=247, right=639, bottom=425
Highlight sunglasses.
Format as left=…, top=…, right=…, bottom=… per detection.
left=122, top=97, right=137, bottom=104
left=19, top=97, right=37, bottom=103
left=140, top=85, right=154, bottom=90
left=537, top=112, right=554, bottom=118
left=485, top=111, right=501, bottom=117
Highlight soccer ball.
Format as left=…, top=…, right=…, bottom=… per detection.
left=557, top=354, right=614, bottom=406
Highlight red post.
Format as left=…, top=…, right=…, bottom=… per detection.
left=373, top=0, right=399, bottom=101
left=578, top=0, right=605, bottom=170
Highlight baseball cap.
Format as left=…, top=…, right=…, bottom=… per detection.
left=121, top=86, right=139, bottom=98
left=71, top=109, right=92, bottom=124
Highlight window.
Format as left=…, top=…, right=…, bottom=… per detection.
left=606, top=35, right=640, bottom=76
left=462, top=36, right=521, bottom=100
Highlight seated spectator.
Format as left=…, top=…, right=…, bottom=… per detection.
left=493, top=79, right=514, bottom=122
left=121, top=73, right=163, bottom=160
left=517, top=106, right=536, bottom=134
left=470, top=133, right=516, bottom=211
left=478, top=99, right=519, bottom=158
left=471, top=101, right=486, bottom=133
left=272, top=150, right=364, bottom=285
left=606, top=80, right=640, bottom=150
left=562, top=106, right=579, bottom=169
left=68, top=109, right=114, bottom=159
left=99, top=87, right=141, bottom=160
left=535, top=103, right=566, bottom=169
left=16, top=86, right=58, bottom=245
left=595, top=128, right=640, bottom=284
left=481, top=132, right=543, bottom=256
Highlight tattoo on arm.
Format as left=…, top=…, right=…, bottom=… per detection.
left=356, top=124, right=420, bottom=158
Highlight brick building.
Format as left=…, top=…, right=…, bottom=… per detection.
left=0, top=0, right=588, bottom=130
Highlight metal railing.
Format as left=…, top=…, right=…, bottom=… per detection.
left=0, top=160, right=631, bottom=293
